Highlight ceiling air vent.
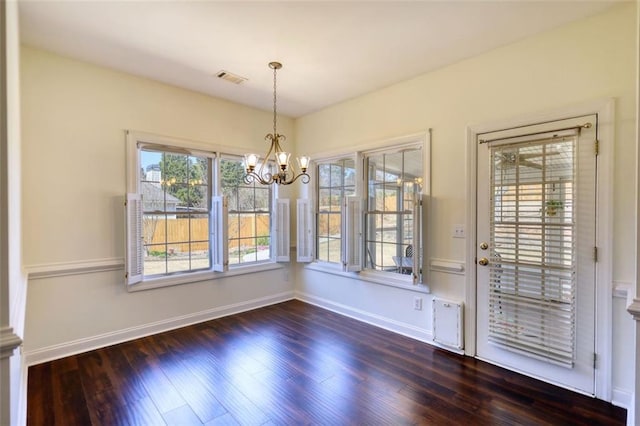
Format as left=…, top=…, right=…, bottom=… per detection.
left=216, top=70, right=247, bottom=85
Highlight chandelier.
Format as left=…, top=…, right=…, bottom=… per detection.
left=244, top=62, right=310, bottom=185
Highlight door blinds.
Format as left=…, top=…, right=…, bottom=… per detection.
left=488, top=135, right=576, bottom=367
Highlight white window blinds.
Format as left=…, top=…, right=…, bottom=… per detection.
left=488, top=135, right=577, bottom=367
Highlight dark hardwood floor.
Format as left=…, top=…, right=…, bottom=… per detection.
left=28, top=300, right=625, bottom=425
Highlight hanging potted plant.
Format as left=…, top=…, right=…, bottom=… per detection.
left=545, top=200, right=564, bottom=216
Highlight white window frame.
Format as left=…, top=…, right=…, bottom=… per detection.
left=301, top=132, right=431, bottom=292
left=361, top=141, right=425, bottom=285
left=125, top=131, right=284, bottom=292
left=312, top=156, right=358, bottom=268
left=219, top=154, right=277, bottom=267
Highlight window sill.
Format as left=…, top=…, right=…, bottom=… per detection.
left=128, top=261, right=284, bottom=292
left=303, top=263, right=430, bottom=294
left=304, top=261, right=344, bottom=273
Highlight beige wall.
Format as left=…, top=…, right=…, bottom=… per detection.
left=297, top=3, right=637, bottom=289
left=295, top=2, right=637, bottom=404
left=21, top=47, right=295, bottom=354
left=21, top=47, right=294, bottom=266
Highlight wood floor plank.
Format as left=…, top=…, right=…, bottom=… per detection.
left=244, top=367, right=318, bottom=424
left=155, top=351, right=229, bottom=424
left=162, top=404, right=202, bottom=425
left=119, top=339, right=187, bottom=414
left=75, top=349, right=117, bottom=397
left=26, top=363, right=52, bottom=426
left=28, top=300, right=626, bottom=425
left=203, top=412, right=241, bottom=426
left=50, top=368, right=92, bottom=425
left=181, top=352, right=271, bottom=425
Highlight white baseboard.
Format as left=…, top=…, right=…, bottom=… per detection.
left=24, top=291, right=294, bottom=366
left=624, top=392, right=635, bottom=426
left=296, top=291, right=433, bottom=344
left=611, top=386, right=633, bottom=410
left=611, top=388, right=634, bottom=426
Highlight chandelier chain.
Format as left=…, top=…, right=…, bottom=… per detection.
left=272, top=64, right=277, bottom=136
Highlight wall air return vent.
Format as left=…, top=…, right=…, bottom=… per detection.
left=216, top=70, right=247, bottom=85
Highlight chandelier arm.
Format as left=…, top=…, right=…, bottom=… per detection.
left=277, top=172, right=310, bottom=186
left=297, top=173, right=311, bottom=185
left=244, top=171, right=274, bottom=185
left=258, top=134, right=277, bottom=177
left=272, top=134, right=285, bottom=153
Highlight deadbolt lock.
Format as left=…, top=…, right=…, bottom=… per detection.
left=478, top=257, right=489, bottom=266
left=480, top=242, right=488, bottom=250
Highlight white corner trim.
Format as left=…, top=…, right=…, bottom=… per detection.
left=296, top=291, right=432, bottom=343
left=16, top=355, right=28, bottom=426
left=0, top=326, right=22, bottom=359
left=10, top=270, right=27, bottom=337
left=24, top=291, right=294, bottom=366
left=26, top=258, right=125, bottom=280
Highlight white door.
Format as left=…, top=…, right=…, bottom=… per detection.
left=476, top=116, right=597, bottom=394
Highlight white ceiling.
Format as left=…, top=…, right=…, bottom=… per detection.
left=18, top=1, right=622, bottom=118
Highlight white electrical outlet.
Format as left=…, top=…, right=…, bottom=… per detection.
left=413, top=297, right=422, bottom=310
left=453, top=224, right=465, bottom=238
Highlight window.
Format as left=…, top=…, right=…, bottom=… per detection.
left=299, top=134, right=427, bottom=285
left=316, top=158, right=355, bottom=263
left=140, top=148, right=212, bottom=276
left=125, top=131, right=287, bottom=289
left=364, top=146, right=423, bottom=281
left=489, top=137, right=577, bottom=363
left=221, top=155, right=273, bottom=265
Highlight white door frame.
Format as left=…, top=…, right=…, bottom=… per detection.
left=465, top=99, right=614, bottom=400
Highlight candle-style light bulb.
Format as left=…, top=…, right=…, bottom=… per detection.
left=244, top=154, right=259, bottom=171
left=298, top=156, right=310, bottom=173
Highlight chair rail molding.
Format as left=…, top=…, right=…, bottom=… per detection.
left=430, top=258, right=465, bottom=275
left=628, top=298, right=640, bottom=321
left=26, top=257, right=125, bottom=280
left=613, top=281, right=632, bottom=299
left=0, top=326, right=22, bottom=359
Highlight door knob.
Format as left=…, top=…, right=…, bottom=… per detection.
left=478, top=257, right=489, bottom=266
left=480, top=242, right=488, bottom=250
